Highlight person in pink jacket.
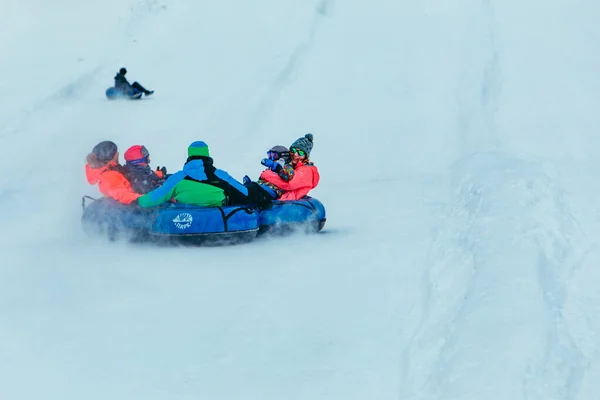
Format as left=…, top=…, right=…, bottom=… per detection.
left=257, top=133, right=320, bottom=201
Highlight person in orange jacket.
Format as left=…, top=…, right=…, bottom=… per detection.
left=85, top=141, right=141, bottom=204
left=257, top=133, right=320, bottom=201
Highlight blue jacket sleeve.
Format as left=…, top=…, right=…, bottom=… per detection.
left=137, top=170, right=186, bottom=208
left=215, top=169, right=249, bottom=195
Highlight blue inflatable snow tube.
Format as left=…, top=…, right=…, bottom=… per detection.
left=150, top=203, right=259, bottom=237
left=105, top=87, right=142, bottom=100
left=81, top=197, right=259, bottom=245
left=258, top=196, right=326, bottom=234
left=81, top=195, right=326, bottom=245
left=105, top=87, right=119, bottom=99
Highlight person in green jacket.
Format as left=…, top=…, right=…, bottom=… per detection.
left=137, top=141, right=271, bottom=208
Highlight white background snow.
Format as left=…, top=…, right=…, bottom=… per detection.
left=1, top=0, right=600, bottom=399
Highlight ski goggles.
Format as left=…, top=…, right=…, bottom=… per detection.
left=290, top=147, right=305, bottom=157
left=127, top=145, right=150, bottom=164
left=267, top=150, right=290, bottom=161
left=267, top=150, right=281, bottom=160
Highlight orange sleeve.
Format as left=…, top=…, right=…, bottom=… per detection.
left=98, top=171, right=141, bottom=204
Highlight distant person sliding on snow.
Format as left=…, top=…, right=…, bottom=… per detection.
left=114, top=67, right=154, bottom=97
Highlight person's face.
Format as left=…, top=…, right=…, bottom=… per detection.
left=111, top=151, right=119, bottom=163
left=290, top=147, right=307, bottom=164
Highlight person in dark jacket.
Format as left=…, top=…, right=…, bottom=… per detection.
left=114, top=67, right=154, bottom=97
left=137, top=141, right=272, bottom=208
left=122, top=145, right=168, bottom=194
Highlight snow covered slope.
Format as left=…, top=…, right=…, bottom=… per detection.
left=2, top=0, right=600, bottom=399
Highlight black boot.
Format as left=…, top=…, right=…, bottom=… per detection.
left=132, top=82, right=153, bottom=96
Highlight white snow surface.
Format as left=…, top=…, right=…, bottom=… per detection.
left=2, top=0, right=600, bottom=399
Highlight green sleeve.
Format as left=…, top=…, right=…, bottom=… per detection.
left=136, top=173, right=181, bottom=208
